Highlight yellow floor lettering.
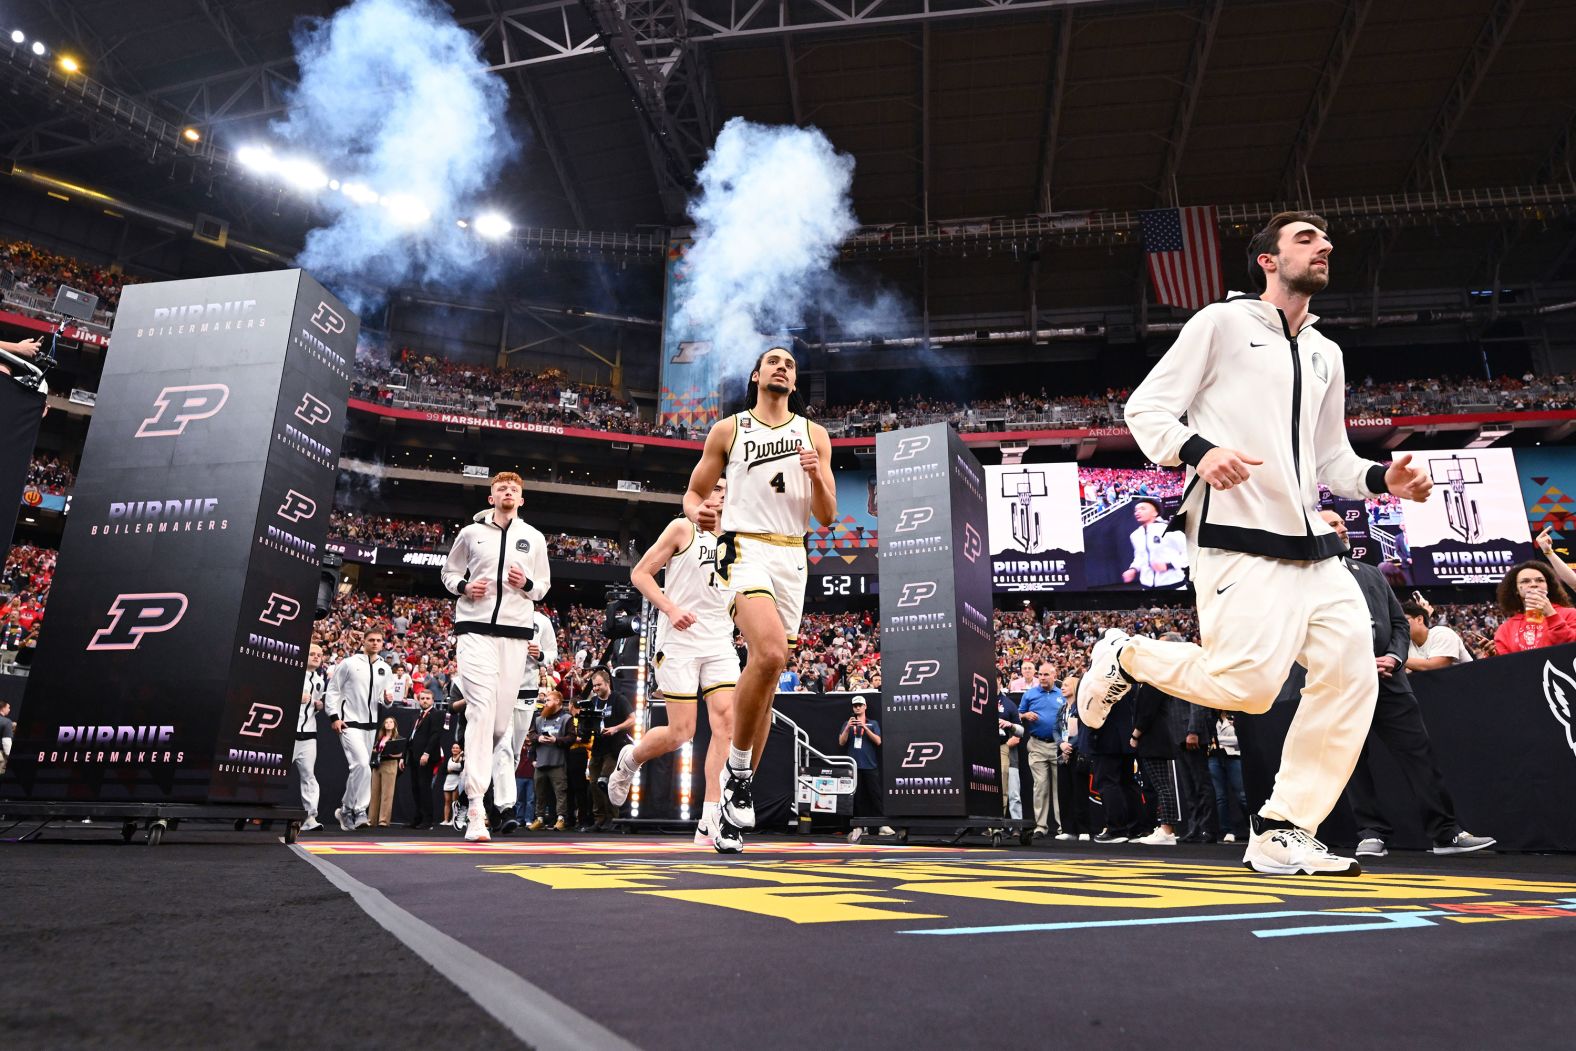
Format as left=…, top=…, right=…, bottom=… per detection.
left=636, top=885, right=945, bottom=924
left=479, top=863, right=673, bottom=890
left=896, top=878, right=1279, bottom=910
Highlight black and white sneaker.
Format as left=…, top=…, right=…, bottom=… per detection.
left=1092, top=830, right=1129, bottom=844
left=1077, top=628, right=1135, bottom=729
left=713, top=816, right=744, bottom=854
left=719, top=766, right=756, bottom=830
left=1243, top=816, right=1360, bottom=876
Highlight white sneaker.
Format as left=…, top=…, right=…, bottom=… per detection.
left=719, top=766, right=756, bottom=830
left=464, top=801, right=490, bottom=842
left=713, top=818, right=744, bottom=854
left=1243, top=823, right=1360, bottom=876
left=847, top=826, right=863, bottom=845
left=1222, top=833, right=1237, bottom=843
left=1054, top=832, right=1074, bottom=841
left=876, top=826, right=897, bottom=837
left=1077, top=833, right=1091, bottom=842
left=694, top=820, right=715, bottom=848
left=300, top=818, right=323, bottom=832
left=1133, top=828, right=1178, bottom=846
left=1076, top=628, right=1134, bottom=729
left=1356, top=837, right=1388, bottom=858
left=335, top=807, right=352, bottom=832
left=606, top=744, right=639, bottom=807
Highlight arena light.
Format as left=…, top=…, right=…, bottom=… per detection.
left=382, top=192, right=432, bottom=227
left=236, top=144, right=275, bottom=172
left=340, top=181, right=379, bottom=205
left=473, top=212, right=512, bottom=240
left=31, top=40, right=44, bottom=56
left=58, top=55, right=79, bottom=73
left=182, top=127, right=201, bottom=143
left=10, top=30, right=23, bottom=45
left=277, top=156, right=328, bottom=192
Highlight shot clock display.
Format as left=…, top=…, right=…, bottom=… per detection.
left=817, top=573, right=878, bottom=598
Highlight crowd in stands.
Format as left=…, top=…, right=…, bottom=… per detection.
left=347, top=354, right=1576, bottom=443
left=0, top=545, right=55, bottom=668
left=352, top=353, right=648, bottom=434
left=326, top=509, right=630, bottom=564
left=25, top=454, right=74, bottom=496
left=0, top=239, right=139, bottom=313
left=1077, top=467, right=1187, bottom=511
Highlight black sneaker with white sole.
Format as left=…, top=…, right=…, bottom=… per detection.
left=719, top=766, right=756, bottom=830
left=1076, top=628, right=1135, bottom=729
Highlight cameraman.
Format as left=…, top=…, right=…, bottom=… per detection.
left=838, top=696, right=891, bottom=834
left=585, top=668, right=634, bottom=831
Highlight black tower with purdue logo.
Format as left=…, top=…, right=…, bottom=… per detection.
left=876, top=424, right=999, bottom=819
left=4, top=271, right=355, bottom=806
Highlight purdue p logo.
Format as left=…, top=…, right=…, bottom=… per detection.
left=310, top=302, right=346, bottom=336
left=894, top=506, right=934, bottom=533
left=260, top=593, right=302, bottom=627
left=897, top=581, right=937, bottom=608
left=87, top=593, right=189, bottom=651
left=902, top=742, right=945, bottom=768
left=277, top=490, right=317, bottom=524
left=294, top=393, right=333, bottom=427
left=892, top=435, right=931, bottom=462
left=136, top=385, right=230, bottom=438
left=239, top=703, right=284, bottom=737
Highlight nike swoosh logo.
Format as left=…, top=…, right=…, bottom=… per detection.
left=1249, top=342, right=1265, bottom=348
left=1216, top=583, right=1236, bottom=595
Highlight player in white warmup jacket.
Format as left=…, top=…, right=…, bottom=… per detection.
left=1078, top=210, right=1433, bottom=877
left=489, top=607, right=557, bottom=832
left=325, top=629, right=394, bottom=831
left=441, top=471, right=551, bottom=842
left=295, top=643, right=328, bottom=832
left=607, top=477, right=737, bottom=846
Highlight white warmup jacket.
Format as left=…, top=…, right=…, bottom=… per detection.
left=325, top=653, right=392, bottom=728
left=519, top=610, right=558, bottom=697
left=441, top=509, right=552, bottom=640
left=1124, top=293, right=1390, bottom=562
left=299, top=668, right=328, bottom=739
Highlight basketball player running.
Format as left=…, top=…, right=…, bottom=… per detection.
left=607, top=478, right=737, bottom=846
left=1078, top=211, right=1432, bottom=876
left=295, top=643, right=328, bottom=832
left=683, top=346, right=836, bottom=853
left=441, top=472, right=551, bottom=842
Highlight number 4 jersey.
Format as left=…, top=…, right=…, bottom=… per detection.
left=720, top=410, right=813, bottom=537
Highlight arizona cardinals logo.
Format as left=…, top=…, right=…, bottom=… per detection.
left=1544, top=661, right=1576, bottom=758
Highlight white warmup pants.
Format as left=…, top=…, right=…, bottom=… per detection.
left=1121, top=547, right=1376, bottom=834
left=456, top=633, right=531, bottom=803
left=292, top=739, right=318, bottom=820
left=339, top=727, right=373, bottom=815
left=491, top=696, right=539, bottom=811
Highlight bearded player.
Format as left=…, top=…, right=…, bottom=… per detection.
left=682, top=346, right=836, bottom=852
left=606, top=478, right=735, bottom=846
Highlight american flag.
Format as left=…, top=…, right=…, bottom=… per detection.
left=1141, top=206, right=1223, bottom=310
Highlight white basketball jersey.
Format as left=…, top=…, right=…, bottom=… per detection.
left=720, top=411, right=813, bottom=536
left=655, top=520, right=732, bottom=657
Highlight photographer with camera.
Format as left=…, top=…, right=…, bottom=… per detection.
left=585, top=668, right=635, bottom=831
left=838, top=696, right=891, bottom=835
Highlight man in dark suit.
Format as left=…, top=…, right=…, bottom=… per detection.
left=1322, top=510, right=1495, bottom=858
left=404, top=689, right=443, bottom=830
left=1153, top=631, right=1221, bottom=843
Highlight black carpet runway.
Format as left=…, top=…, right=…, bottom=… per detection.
left=9, top=827, right=1576, bottom=1049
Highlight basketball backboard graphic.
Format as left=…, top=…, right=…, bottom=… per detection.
left=1429, top=454, right=1483, bottom=543
left=999, top=468, right=1047, bottom=551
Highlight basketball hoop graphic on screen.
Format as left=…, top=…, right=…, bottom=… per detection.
left=1429, top=454, right=1483, bottom=543
left=1001, top=468, right=1047, bottom=552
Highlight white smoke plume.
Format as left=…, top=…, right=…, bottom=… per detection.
left=273, top=0, right=518, bottom=313
left=673, top=118, right=901, bottom=387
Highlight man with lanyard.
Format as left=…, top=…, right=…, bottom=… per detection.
left=1018, top=661, right=1066, bottom=839
left=1121, top=497, right=1188, bottom=589
left=441, top=472, right=551, bottom=842
left=295, top=643, right=328, bottom=832
left=488, top=606, right=557, bottom=835
left=404, top=688, right=444, bottom=829
left=325, top=628, right=393, bottom=831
